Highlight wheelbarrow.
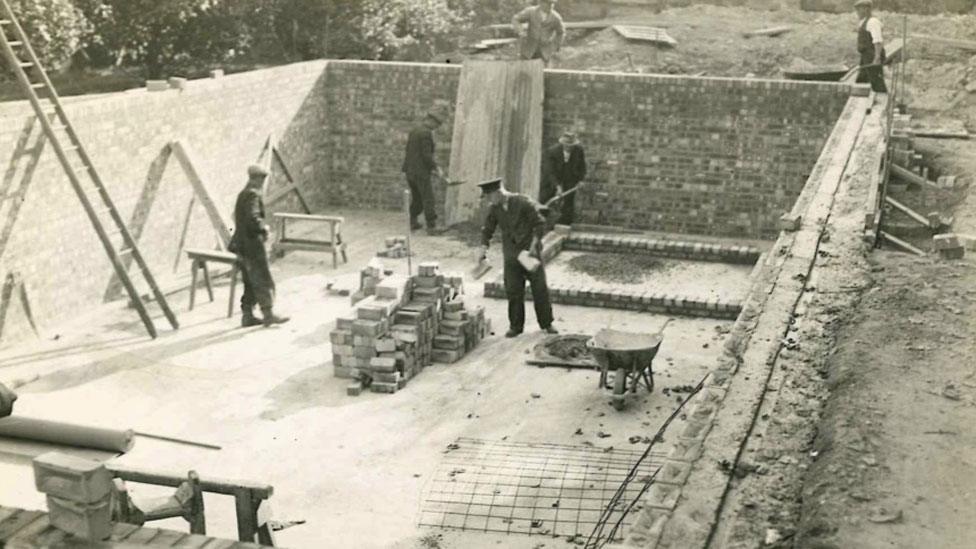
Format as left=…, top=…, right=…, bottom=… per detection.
left=586, top=321, right=671, bottom=410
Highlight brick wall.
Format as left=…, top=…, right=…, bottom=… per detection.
left=319, top=61, right=849, bottom=239
left=0, top=61, right=328, bottom=345
left=543, top=71, right=850, bottom=237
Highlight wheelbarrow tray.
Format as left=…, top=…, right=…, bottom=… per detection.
left=588, top=328, right=663, bottom=371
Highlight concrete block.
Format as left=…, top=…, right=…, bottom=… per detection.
left=167, top=77, right=188, bottom=90
left=375, top=338, right=397, bottom=353
left=432, top=349, right=462, bottom=363
left=346, top=382, right=363, bottom=396
left=146, top=80, right=169, bottom=92
left=371, top=382, right=398, bottom=394
left=778, top=213, right=801, bottom=232
left=33, top=453, right=113, bottom=504
left=46, top=494, right=113, bottom=541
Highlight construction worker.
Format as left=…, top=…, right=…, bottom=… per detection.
left=854, top=0, right=887, bottom=93
left=478, top=178, right=558, bottom=338
left=402, top=111, right=445, bottom=235
left=541, top=131, right=587, bottom=225
left=229, top=164, right=289, bottom=328
left=0, top=382, right=16, bottom=418
left=512, top=0, right=565, bottom=66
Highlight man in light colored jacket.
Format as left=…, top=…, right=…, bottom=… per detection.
left=511, top=0, right=565, bottom=65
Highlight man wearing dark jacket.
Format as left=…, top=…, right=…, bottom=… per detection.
left=478, top=178, right=558, bottom=338
left=229, top=164, right=289, bottom=328
left=854, top=0, right=887, bottom=93
left=402, top=112, right=444, bottom=235
left=541, top=131, right=586, bottom=225
left=0, top=382, right=16, bottom=418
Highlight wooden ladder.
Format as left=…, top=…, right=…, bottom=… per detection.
left=0, top=1, right=178, bottom=338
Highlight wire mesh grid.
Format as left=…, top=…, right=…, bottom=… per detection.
left=419, top=438, right=668, bottom=540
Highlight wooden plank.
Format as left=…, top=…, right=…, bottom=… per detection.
left=885, top=196, right=933, bottom=228
left=910, top=33, right=976, bottom=52
left=199, top=539, right=236, bottom=549
left=742, top=25, right=792, bottom=38
left=613, top=25, right=677, bottom=46
left=270, top=145, right=312, bottom=214
left=273, top=213, right=342, bottom=222
left=890, top=163, right=939, bottom=189
left=111, top=522, right=142, bottom=541
left=482, top=20, right=614, bottom=33
left=913, top=129, right=970, bottom=140
left=175, top=534, right=214, bottom=548
left=169, top=140, right=233, bottom=247
left=6, top=513, right=51, bottom=542
left=107, top=464, right=273, bottom=499
left=0, top=510, right=43, bottom=540
left=446, top=60, right=545, bottom=226
left=123, top=527, right=162, bottom=543
left=147, top=529, right=189, bottom=546
left=880, top=230, right=926, bottom=256
left=884, top=38, right=905, bottom=64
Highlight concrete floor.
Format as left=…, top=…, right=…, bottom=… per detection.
left=0, top=209, right=737, bottom=548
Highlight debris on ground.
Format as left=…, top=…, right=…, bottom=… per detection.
left=566, top=253, right=671, bottom=284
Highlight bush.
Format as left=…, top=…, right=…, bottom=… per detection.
left=4, top=0, right=90, bottom=71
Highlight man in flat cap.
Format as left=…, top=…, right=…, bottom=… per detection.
left=512, top=0, right=565, bottom=66
left=541, top=131, right=587, bottom=225
left=402, top=111, right=445, bottom=235
left=854, top=0, right=887, bottom=93
left=478, top=178, right=558, bottom=338
left=229, top=164, right=289, bottom=328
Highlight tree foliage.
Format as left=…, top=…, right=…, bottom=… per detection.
left=360, top=0, right=472, bottom=61
left=5, top=0, right=90, bottom=71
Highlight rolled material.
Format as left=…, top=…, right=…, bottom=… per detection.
left=0, top=416, right=134, bottom=453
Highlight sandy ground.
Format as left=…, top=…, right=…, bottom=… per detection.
left=0, top=209, right=737, bottom=548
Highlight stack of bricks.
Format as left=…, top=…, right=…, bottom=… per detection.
left=376, top=236, right=409, bottom=258
left=351, top=258, right=388, bottom=305
left=330, top=261, right=490, bottom=394
left=33, top=452, right=115, bottom=541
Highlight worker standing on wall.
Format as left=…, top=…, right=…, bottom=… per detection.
left=229, top=165, right=289, bottom=328
left=478, top=178, right=558, bottom=338
left=541, top=131, right=587, bottom=225
left=402, top=111, right=445, bottom=235
left=512, top=0, right=565, bottom=66
left=854, top=0, right=887, bottom=93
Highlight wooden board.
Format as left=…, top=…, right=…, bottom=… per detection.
left=445, top=60, right=544, bottom=226
left=613, top=25, right=677, bottom=47
left=743, top=25, right=793, bottom=38
left=170, top=141, right=233, bottom=247
left=910, top=33, right=976, bottom=52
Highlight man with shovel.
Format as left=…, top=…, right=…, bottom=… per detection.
left=477, top=178, right=558, bottom=338
left=541, top=130, right=587, bottom=225
left=854, top=0, right=887, bottom=93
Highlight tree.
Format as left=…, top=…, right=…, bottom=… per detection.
left=76, top=0, right=246, bottom=78
left=360, top=0, right=471, bottom=61
left=4, top=0, right=90, bottom=71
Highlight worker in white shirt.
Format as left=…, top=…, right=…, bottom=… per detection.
left=854, top=0, right=887, bottom=93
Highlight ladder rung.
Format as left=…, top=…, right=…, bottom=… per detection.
left=18, top=62, right=33, bottom=68
left=30, top=83, right=46, bottom=89
left=118, top=247, right=135, bottom=256
left=8, top=41, right=22, bottom=47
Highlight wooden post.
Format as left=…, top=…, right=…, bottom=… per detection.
left=170, top=140, right=233, bottom=246
left=187, top=471, right=206, bottom=535
left=234, top=489, right=258, bottom=543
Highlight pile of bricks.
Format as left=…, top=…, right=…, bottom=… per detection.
left=376, top=236, right=409, bottom=258
left=351, top=258, right=389, bottom=305
left=331, top=261, right=489, bottom=395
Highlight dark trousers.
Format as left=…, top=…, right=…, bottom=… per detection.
left=504, top=257, right=554, bottom=331
left=540, top=182, right=578, bottom=225
left=407, top=173, right=437, bottom=227
left=857, top=50, right=887, bottom=93
left=239, top=247, right=275, bottom=312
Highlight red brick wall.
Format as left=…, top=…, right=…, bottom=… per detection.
left=0, top=61, right=328, bottom=345
left=543, top=71, right=850, bottom=238
left=319, top=61, right=849, bottom=239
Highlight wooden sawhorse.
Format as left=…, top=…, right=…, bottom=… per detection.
left=272, top=213, right=348, bottom=268
left=186, top=248, right=240, bottom=318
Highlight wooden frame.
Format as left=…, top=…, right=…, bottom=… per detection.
left=255, top=134, right=312, bottom=214
left=186, top=248, right=240, bottom=318
left=272, top=213, right=348, bottom=268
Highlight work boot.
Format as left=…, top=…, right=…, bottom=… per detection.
left=542, top=325, right=559, bottom=335
left=241, top=309, right=262, bottom=328
left=426, top=222, right=446, bottom=236
left=505, top=328, right=523, bottom=338
left=410, top=218, right=423, bottom=231
left=261, top=308, right=290, bottom=327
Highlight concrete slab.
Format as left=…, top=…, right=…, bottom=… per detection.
left=0, top=209, right=734, bottom=548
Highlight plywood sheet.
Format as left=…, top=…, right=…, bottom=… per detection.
left=445, top=60, right=544, bottom=226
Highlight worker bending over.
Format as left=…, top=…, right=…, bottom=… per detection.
left=541, top=130, right=586, bottom=225
left=512, top=0, right=565, bottom=66
left=478, top=178, right=558, bottom=338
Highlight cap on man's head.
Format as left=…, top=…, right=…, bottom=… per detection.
left=854, top=0, right=872, bottom=7
left=247, top=164, right=270, bottom=178
left=477, top=178, right=503, bottom=195
left=558, top=131, right=580, bottom=146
